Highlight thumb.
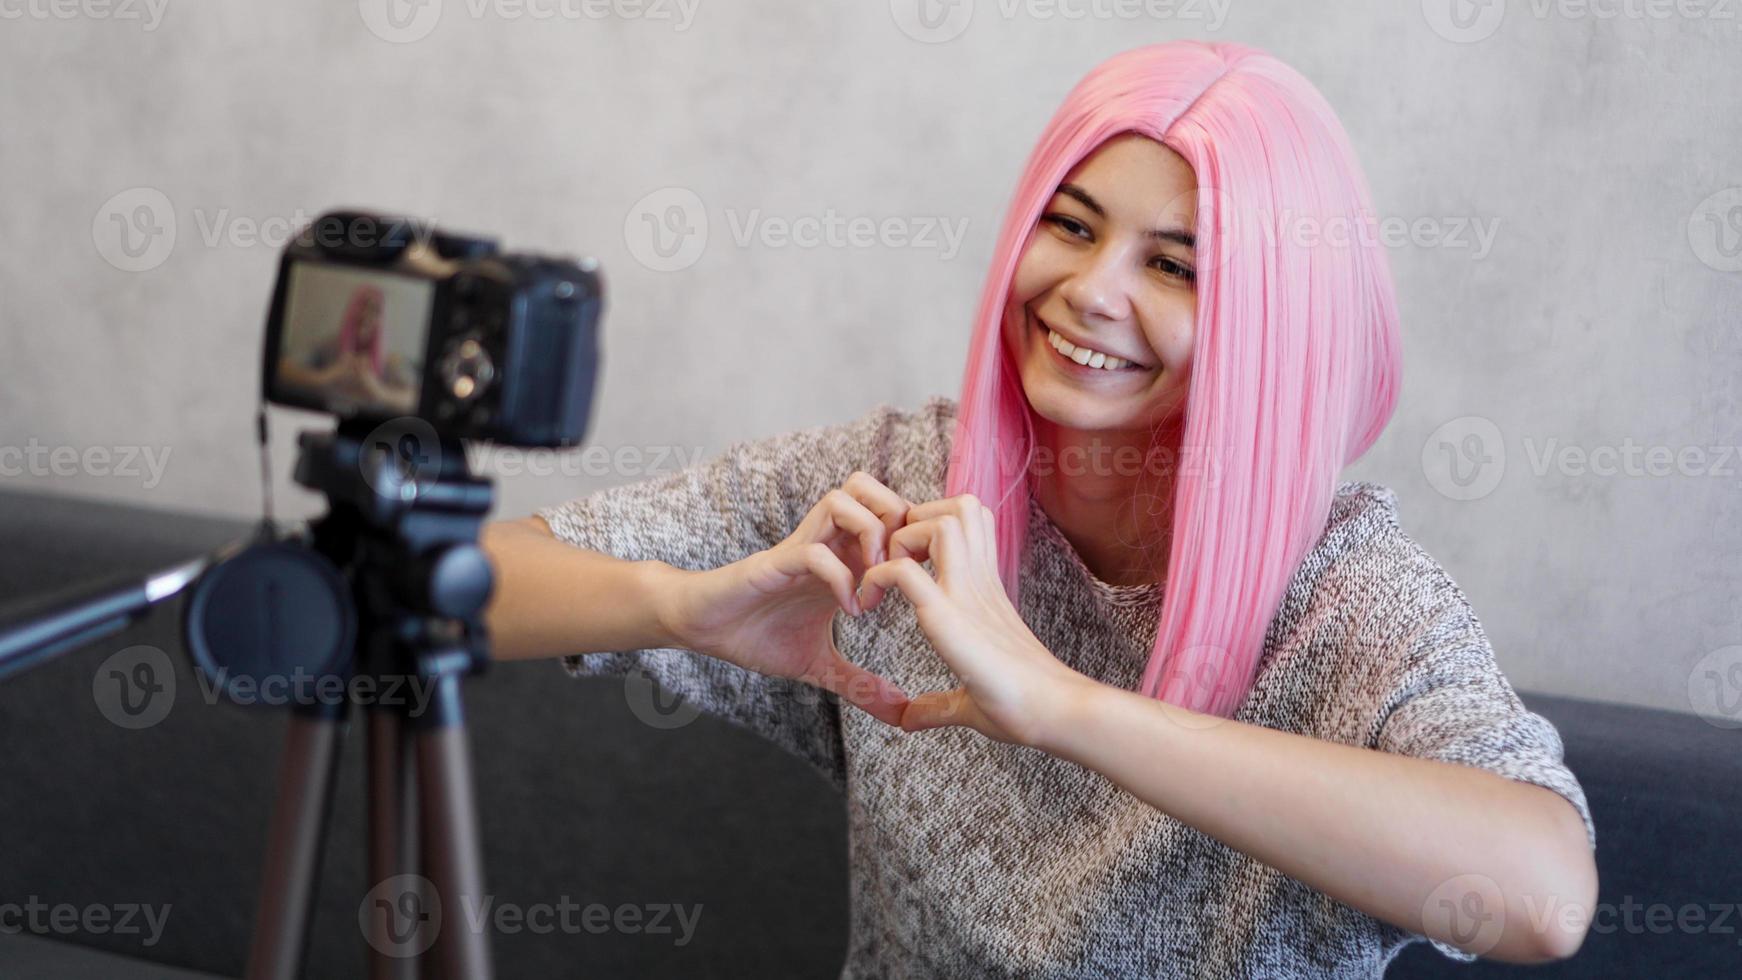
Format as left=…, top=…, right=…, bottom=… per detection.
left=900, top=688, right=974, bottom=733
left=802, top=646, right=910, bottom=728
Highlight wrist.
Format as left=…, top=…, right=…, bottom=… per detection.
left=642, top=560, right=696, bottom=649
left=1033, top=673, right=1111, bottom=757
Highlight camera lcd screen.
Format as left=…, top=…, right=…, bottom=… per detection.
left=273, top=261, right=432, bottom=417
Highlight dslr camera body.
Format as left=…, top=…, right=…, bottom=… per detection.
left=262, top=210, right=602, bottom=448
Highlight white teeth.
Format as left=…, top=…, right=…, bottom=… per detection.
left=1046, top=326, right=1132, bottom=371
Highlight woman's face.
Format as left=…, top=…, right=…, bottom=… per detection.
left=1002, top=132, right=1198, bottom=434
left=353, top=292, right=382, bottom=345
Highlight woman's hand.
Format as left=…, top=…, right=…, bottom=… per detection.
left=859, top=493, right=1098, bottom=747
left=662, top=471, right=915, bottom=727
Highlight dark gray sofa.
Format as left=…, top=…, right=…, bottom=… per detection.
left=1, top=487, right=1734, bottom=978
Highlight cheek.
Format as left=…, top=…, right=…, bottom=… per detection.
left=1143, top=309, right=1195, bottom=372
left=1009, top=234, right=1068, bottom=306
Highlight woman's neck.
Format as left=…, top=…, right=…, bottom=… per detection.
left=1029, top=420, right=1178, bottom=588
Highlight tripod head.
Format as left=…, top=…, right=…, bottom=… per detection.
left=181, top=420, right=495, bottom=719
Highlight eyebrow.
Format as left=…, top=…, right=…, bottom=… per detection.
left=1055, top=183, right=1196, bottom=250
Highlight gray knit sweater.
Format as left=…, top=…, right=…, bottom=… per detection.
left=535, top=395, right=1596, bottom=979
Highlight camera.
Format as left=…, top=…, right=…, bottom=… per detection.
left=262, top=209, right=602, bottom=448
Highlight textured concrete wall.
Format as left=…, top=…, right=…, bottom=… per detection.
left=1, top=1, right=1738, bottom=715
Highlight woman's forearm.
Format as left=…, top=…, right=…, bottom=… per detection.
left=479, top=517, right=689, bottom=661
left=1036, top=681, right=1597, bottom=964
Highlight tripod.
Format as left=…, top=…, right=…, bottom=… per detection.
left=232, top=421, right=498, bottom=980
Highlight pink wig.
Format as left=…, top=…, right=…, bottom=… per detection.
left=336, top=283, right=387, bottom=376
left=948, top=40, right=1402, bottom=719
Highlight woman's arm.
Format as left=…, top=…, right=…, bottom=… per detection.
left=1034, top=682, right=1599, bottom=964
left=479, top=516, right=691, bottom=661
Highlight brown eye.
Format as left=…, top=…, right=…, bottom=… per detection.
left=1152, top=256, right=1196, bottom=282
left=1044, top=214, right=1090, bottom=239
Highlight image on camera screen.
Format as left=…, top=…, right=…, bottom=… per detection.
left=274, top=262, right=430, bottom=417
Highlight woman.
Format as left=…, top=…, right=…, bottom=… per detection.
left=481, top=40, right=1597, bottom=977
left=277, top=282, right=418, bottom=414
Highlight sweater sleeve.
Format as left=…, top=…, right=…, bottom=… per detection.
left=1369, top=564, right=1596, bottom=964
left=530, top=401, right=913, bottom=793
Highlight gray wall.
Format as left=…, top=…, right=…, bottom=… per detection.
left=1, top=1, right=1738, bottom=718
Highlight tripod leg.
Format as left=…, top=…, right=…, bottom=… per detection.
left=245, top=704, right=346, bottom=980
left=415, top=672, right=494, bottom=980
left=367, top=704, right=422, bottom=980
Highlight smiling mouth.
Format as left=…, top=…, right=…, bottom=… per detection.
left=1030, top=310, right=1151, bottom=373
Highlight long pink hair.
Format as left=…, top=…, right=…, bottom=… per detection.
left=336, top=283, right=386, bottom=376
left=949, top=40, right=1402, bottom=719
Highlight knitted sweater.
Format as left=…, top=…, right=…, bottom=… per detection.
left=535, top=395, right=1596, bottom=979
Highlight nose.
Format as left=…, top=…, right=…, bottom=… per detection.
left=1058, top=242, right=1135, bottom=325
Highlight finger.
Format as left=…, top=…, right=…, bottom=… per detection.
left=772, top=541, right=861, bottom=616
left=859, top=555, right=946, bottom=614
left=842, top=470, right=914, bottom=532
left=899, top=688, right=978, bottom=733
left=801, top=656, right=910, bottom=728
left=887, top=516, right=970, bottom=590
left=902, top=492, right=986, bottom=526
left=803, top=489, right=888, bottom=575
left=840, top=472, right=915, bottom=609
